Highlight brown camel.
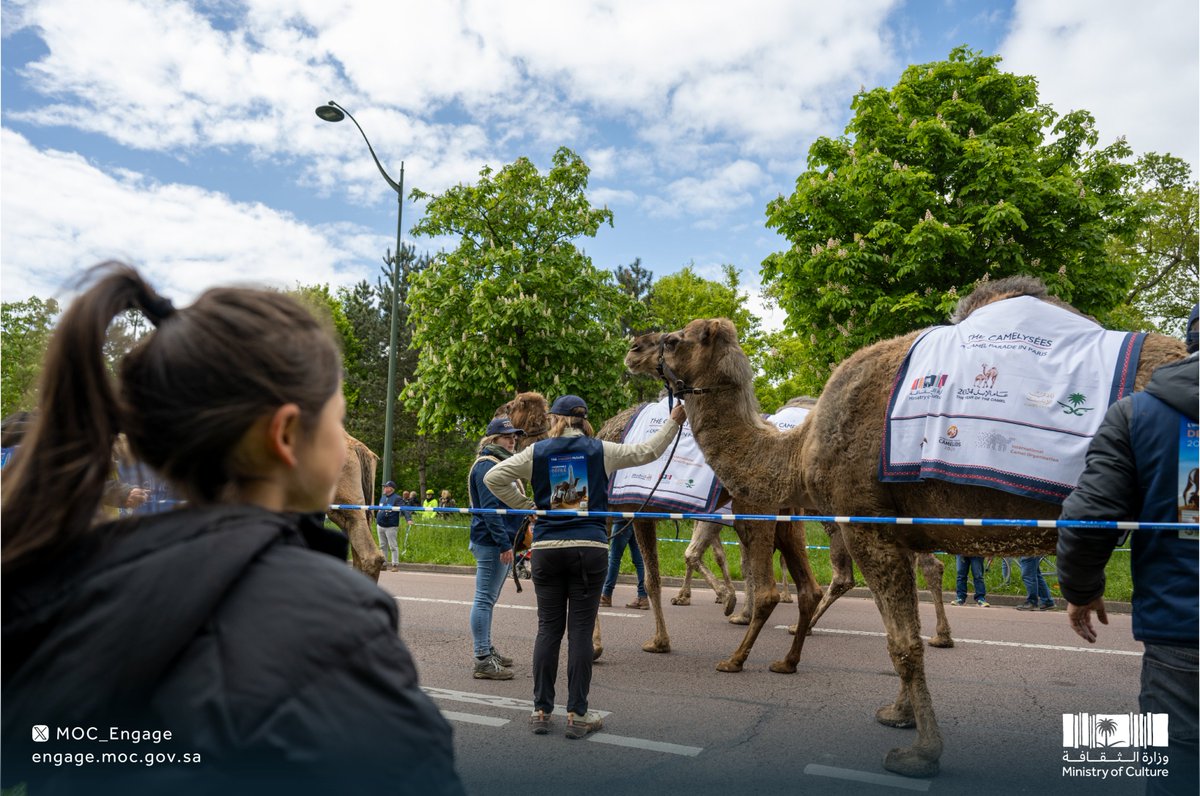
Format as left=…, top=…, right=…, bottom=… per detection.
left=627, top=335, right=953, bottom=647
left=656, top=275, right=1186, bottom=777
left=501, top=390, right=821, bottom=671
left=670, top=519, right=737, bottom=608
left=328, top=431, right=383, bottom=582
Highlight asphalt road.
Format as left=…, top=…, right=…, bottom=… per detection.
left=383, top=568, right=1154, bottom=796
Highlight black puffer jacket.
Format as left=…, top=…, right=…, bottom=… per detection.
left=2, top=506, right=463, bottom=796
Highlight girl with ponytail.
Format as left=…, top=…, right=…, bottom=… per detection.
left=1, top=263, right=462, bottom=796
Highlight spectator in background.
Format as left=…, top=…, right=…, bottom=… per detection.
left=951, top=555, right=990, bottom=607
left=1057, top=305, right=1198, bottom=796
left=0, top=263, right=462, bottom=796
left=1015, top=556, right=1055, bottom=611
left=422, top=488, right=439, bottom=521
left=599, top=520, right=648, bottom=610
left=439, top=489, right=456, bottom=520
left=375, top=480, right=402, bottom=572
left=467, top=417, right=527, bottom=680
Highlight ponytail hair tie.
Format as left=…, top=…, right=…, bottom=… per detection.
left=143, top=295, right=176, bottom=326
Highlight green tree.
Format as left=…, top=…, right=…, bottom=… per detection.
left=763, top=46, right=1137, bottom=394
left=1107, top=153, right=1198, bottom=336
left=614, top=258, right=659, bottom=403
left=291, top=283, right=364, bottom=408
left=1, top=297, right=60, bottom=418
left=406, top=147, right=634, bottom=432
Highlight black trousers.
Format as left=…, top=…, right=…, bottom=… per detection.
left=530, top=546, right=607, bottom=716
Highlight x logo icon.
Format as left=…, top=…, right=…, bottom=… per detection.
left=32, top=725, right=49, bottom=742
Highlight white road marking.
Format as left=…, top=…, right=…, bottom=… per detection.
left=804, top=763, right=932, bottom=792
left=789, top=626, right=1141, bottom=656
left=440, top=710, right=509, bottom=727
left=587, top=733, right=703, bottom=757
left=422, top=686, right=612, bottom=718
left=395, top=595, right=642, bottom=618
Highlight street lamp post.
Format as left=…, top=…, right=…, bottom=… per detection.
left=316, top=100, right=405, bottom=484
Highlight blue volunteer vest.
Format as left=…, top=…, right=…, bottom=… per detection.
left=531, top=436, right=608, bottom=544
left=1128, top=391, right=1200, bottom=645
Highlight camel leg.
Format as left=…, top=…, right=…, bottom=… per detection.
left=592, top=612, right=603, bottom=661
left=671, top=533, right=703, bottom=606
left=844, top=524, right=943, bottom=778
left=634, top=519, right=670, bottom=653
left=331, top=508, right=383, bottom=582
left=777, top=551, right=793, bottom=602
left=707, top=529, right=738, bottom=616
left=769, top=520, right=820, bottom=673
left=801, top=522, right=855, bottom=635
left=916, top=553, right=953, bottom=648
left=729, top=534, right=753, bottom=625
left=717, top=518, right=779, bottom=672
left=687, top=523, right=734, bottom=608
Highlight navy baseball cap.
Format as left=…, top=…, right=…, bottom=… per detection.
left=486, top=417, right=526, bottom=436
left=549, top=395, right=588, bottom=418
left=383, top=480, right=396, bottom=488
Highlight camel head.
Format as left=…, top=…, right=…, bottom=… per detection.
left=624, top=331, right=663, bottom=375
left=659, top=318, right=754, bottom=392
left=496, top=391, right=550, bottom=449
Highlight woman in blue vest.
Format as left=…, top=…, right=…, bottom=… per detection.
left=485, top=394, right=685, bottom=738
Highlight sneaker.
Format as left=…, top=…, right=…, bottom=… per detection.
left=529, top=709, right=552, bottom=735
left=976, top=599, right=991, bottom=608
left=625, top=596, right=649, bottom=610
left=599, top=594, right=612, bottom=607
left=1038, top=603, right=1056, bottom=611
left=489, top=647, right=513, bottom=667
left=1015, top=601, right=1037, bottom=611
left=473, top=656, right=514, bottom=680
left=565, top=710, right=603, bottom=739
left=951, top=599, right=966, bottom=606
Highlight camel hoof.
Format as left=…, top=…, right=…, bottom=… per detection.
left=670, top=596, right=690, bottom=606
left=927, top=635, right=955, bottom=649
left=780, top=594, right=794, bottom=603
left=728, top=613, right=750, bottom=626
left=883, top=747, right=940, bottom=778
left=875, top=704, right=916, bottom=729
left=769, top=660, right=797, bottom=674
left=641, top=639, right=670, bottom=654
left=722, top=593, right=737, bottom=617
left=592, top=645, right=603, bottom=662
left=716, top=660, right=743, bottom=673
left=786, top=624, right=798, bottom=636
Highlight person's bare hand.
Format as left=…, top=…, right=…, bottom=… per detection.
left=125, top=488, right=149, bottom=509
left=670, top=403, right=687, bottom=425
left=1067, top=598, right=1108, bottom=643
left=500, top=549, right=514, bottom=565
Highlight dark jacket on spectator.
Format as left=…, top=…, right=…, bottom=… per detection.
left=1058, top=354, right=1199, bottom=646
left=2, top=506, right=463, bottom=796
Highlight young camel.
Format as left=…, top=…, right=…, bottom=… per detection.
left=502, top=390, right=821, bottom=672
left=656, top=276, right=1185, bottom=777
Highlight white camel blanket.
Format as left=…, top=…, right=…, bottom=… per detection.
left=880, top=296, right=1145, bottom=503
left=607, top=398, right=724, bottom=512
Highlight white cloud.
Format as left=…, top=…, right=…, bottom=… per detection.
left=644, top=159, right=768, bottom=219
left=1001, top=0, right=1199, bottom=171
left=0, top=129, right=377, bottom=303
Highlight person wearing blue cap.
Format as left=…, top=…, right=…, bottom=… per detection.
left=485, top=394, right=686, bottom=738
left=375, top=480, right=402, bottom=572
left=1058, top=303, right=1199, bottom=795
left=467, top=415, right=528, bottom=680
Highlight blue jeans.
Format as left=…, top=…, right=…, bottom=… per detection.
left=469, top=542, right=512, bottom=658
left=1140, top=643, right=1199, bottom=796
left=955, top=556, right=986, bottom=602
left=602, top=521, right=646, bottom=598
left=1018, top=556, right=1054, bottom=607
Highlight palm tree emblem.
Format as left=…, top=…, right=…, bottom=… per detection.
left=1056, top=392, right=1094, bottom=416
left=1095, top=717, right=1119, bottom=747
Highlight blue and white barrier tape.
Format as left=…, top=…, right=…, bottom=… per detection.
left=330, top=504, right=1198, bottom=532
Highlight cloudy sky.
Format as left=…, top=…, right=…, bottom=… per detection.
left=2, top=0, right=1197, bottom=328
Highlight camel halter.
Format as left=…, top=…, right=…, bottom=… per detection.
left=656, top=338, right=730, bottom=408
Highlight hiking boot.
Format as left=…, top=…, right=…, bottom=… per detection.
left=1015, top=601, right=1037, bottom=611
left=599, top=594, right=612, bottom=607
left=976, top=599, right=991, bottom=608
left=473, top=656, right=514, bottom=680
left=625, top=596, right=649, bottom=610
left=489, top=647, right=513, bottom=667
left=529, top=709, right=552, bottom=735
left=565, top=710, right=603, bottom=739
left=951, top=599, right=966, bottom=606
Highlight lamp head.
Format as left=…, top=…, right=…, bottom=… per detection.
left=315, top=103, right=345, bottom=123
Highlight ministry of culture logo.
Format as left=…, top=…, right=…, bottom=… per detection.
left=1056, top=392, right=1095, bottom=416
left=1063, top=712, right=1168, bottom=749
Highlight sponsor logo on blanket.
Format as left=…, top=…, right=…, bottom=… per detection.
left=976, top=430, right=1015, bottom=453
left=1055, top=392, right=1095, bottom=416
left=908, top=372, right=949, bottom=400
